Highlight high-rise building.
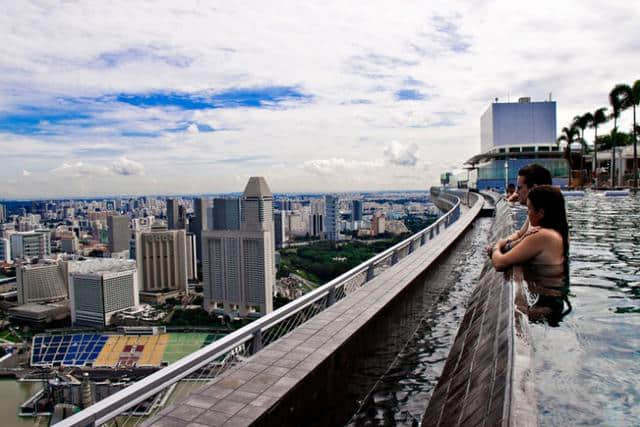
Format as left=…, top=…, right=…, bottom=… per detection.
left=202, top=177, right=275, bottom=317
left=352, top=200, right=363, bottom=222
left=372, top=213, right=386, bottom=236
left=309, top=199, right=324, bottom=238
left=17, top=262, right=68, bottom=304
left=0, top=203, right=6, bottom=223
left=0, top=238, right=10, bottom=262
left=309, top=213, right=323, bottom=238
left=166, top=199, right=179, bottom=229
left=212, top=198, right=241, bottom=230
left=136, top=229, right=188, bottom=294
left=192, top=198, right=209, bottom=262
left=107, top=215, right=129, bottom=253
left=274, top=211, right=288, bottom=249
left=324, top=195, right=339, bottom=241
left=10, top=230, right=51, bottom=260
left=186, top=232, right=198, bottom=281
left=60, top=235, right=79, bottom=254
left=69, top=259, right=138, bottom=327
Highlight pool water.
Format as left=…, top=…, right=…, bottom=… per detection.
left=532, top=192, right=640, bottom=425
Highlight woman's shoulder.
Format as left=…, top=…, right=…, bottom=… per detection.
left=535, top=227, right=563, bottom=241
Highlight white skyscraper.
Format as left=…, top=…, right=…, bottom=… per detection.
left=68, top=259, right=138, bottom=327
left=324, top=195, right=339, bottom=241
left=202, top=177, right=275, bottom=317
left=136, top=228, right=188, bottom=294
left=10, top=230, right=51, bottom=260
left=17, top=262, right=68, bottom=304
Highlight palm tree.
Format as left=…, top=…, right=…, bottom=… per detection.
left=572, top=113, right=592, bottom=180
left=588, top=107, right=608, bottom=184
left=609, top=84, right=632, bottom=187
left=630, top=80, right=640, bottom=190
left=557, top=125, right=580, bottom=187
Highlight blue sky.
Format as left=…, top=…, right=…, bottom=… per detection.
left=0, top=1, right=639, bottom=197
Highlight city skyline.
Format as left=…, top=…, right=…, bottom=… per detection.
left=1, top=1, right=640, bottom=198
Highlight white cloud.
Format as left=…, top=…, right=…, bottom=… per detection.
left=110, top=157, right=144, bottom=176
left=0, top=1, right=639, bottom=196
left=22, top=169, right=31, bottom=176
left=383, top=140, right=419, bottom=167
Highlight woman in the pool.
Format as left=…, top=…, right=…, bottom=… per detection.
left=491, top=185, right=570, bottom=325
left=491, top=185, right=568, bottom=271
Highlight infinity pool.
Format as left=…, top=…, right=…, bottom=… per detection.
left=533, top=192, right=640, bottom=425
left=347, top=192, right=639, bottom=426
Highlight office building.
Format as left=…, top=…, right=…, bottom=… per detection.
left=274, top=211, right=288, bottom=249
left=107, top=215, right=129, bottom=253
left=372, top=213, right=386, bottom=236
left=17, top=262, right=68, bottom=304
left=352, top=200, right=363, bottom=222
left=186, top=232, right=198, bottom=281
left=0, top=203, right=6, bottom=223
left=202, top=177, right=275, bottom=317
left=166, top=199, right=184, bottom=230
left=467, top=98, right=568, bottom=190
left=69, top=258, right=138, bottom=327
left=212, top=198, right=241, bottom=231
left=0, top=238, right=10, bottom=262
left=192, top=198, right=209, bottom=262
left=136, top=229, right=188, bottom=295
left=324, top=195, right=339, bottom=241
left=309, top=199, right=324, bottom=238
left=60, top=235, right=79, bottom=254
left=10, top=230, right=51, bottom=260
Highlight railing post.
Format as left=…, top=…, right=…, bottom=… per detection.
left=366, top=263, right=375, bottom=281
left=327, top=285, right=336, bottom=307
left=408, top=240, right=414, bottom=254
left=391, top=250, right=398, bottom=265
left=251, top=330, right=263, bottom=355
left=420, top=233, right=426, bottom=246
left=429, top=228, right=434, bottom=239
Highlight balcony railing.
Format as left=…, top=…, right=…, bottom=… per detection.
left=55, top=188, right=466, bottom=427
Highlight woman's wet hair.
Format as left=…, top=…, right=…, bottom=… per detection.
left=527, top=185, right=569, bottom=260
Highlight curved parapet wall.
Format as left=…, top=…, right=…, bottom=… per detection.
left=421, top=196, right=537, bottom=427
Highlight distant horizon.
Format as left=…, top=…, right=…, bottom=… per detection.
left=0, top=187, right=435, bottom=202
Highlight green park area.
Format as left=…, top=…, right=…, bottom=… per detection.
left=278, top=238, right=405, bottom=285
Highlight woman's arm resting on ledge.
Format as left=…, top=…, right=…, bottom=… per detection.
left=491, top=232, right=543, bottom=271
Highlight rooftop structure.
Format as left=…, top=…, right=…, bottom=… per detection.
left=468, top=98, right=568, bottom=191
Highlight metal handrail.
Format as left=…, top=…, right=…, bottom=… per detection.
left=55, top=189, right=463, bottom=427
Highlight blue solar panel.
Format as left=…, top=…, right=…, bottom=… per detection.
left=44, top=354, right=54, bottom=362
left=52, top=336, right=61, bottom=342
left=62, top=336, right=72, bottom=343
left=72, top=335, right=82, bottom=343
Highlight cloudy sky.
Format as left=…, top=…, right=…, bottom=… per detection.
left=1, top=1, right=639, bottom=198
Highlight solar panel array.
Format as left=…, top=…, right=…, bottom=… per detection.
left=31, top=334, right=109, bottom=367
